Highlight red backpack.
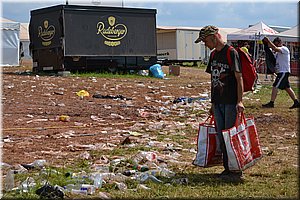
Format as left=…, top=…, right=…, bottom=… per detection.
left=211, top=46, right=257, bottom=92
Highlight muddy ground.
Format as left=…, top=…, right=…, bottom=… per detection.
left=1, top=66, right=298, bottom=171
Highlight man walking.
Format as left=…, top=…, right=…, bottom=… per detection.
left=195, top=26, right=244, bottom=181
left=262, top=37, right=299, bottom=109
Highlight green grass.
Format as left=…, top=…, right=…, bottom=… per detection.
left=2, top=82, right=298, bottom=199
left=71, top=71, right=153, bottom=79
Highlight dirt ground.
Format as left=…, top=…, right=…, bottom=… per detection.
left=2, top=66, right=212, bottom=167
left=1, top=65, right=298, bottom=171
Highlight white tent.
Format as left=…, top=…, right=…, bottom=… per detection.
left=20, top=23, right=31, bottom=59
left=1, top=17, right=20, bottom=66
left=271, top=25, right=299, bottom=42
left=227, top=21, right=278, bottom=41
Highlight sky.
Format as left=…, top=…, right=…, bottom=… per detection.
left=0, top=0, right=299, bottom=29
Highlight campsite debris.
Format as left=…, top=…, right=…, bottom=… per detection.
left=136, top=173, right=163, bottom=183
left=137, top=184, right=151, bottom=190
left=54, top=91, right=64, bottom=95
left=36, top=184, right=64, bottom=199
left=56, top=115, right=70, bottom=122
left=4, top=170, right=15, bottom=191
left=1, top=162, right=12, bottom=169
left=171, top=177, right=189, bottom=185
left=98, top=192, right=111, bottom=199
left=19, top=177, right=36, bottom=192
left=92, top=94, right=132, bottom=100
left=115, top=182, right=127, bottom=190
left=4, top=150, right=180, bottom=197
left=76, top=90, right=90, bottom=99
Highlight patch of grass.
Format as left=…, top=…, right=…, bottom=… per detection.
left=71, top=71, right=152, bottom=79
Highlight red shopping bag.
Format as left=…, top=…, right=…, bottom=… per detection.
left=222, top=113, right=262, bottom=171
left=193, top=115, right=222, bottom=167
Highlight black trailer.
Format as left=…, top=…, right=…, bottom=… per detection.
left=29, top=4, right=157, bottom=72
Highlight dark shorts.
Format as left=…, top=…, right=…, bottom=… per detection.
left=273, top=72, right=290, bottom=90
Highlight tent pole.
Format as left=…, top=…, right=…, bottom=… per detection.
left=253, top=33, right=257, bottom=63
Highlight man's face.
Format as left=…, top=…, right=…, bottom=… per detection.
left=273, top=41, right=280, bottom=47
left=203, top=34, right=216, bottom=50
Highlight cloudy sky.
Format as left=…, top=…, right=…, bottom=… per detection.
left=1, top=0, right=298, bottom=29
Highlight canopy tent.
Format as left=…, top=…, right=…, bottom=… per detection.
left=227, top=21, right=278, bottom=41
left=1, top=17, right=20, bottom=66
left=20, top=23, right=31, bottom=59
left=269, top=25, right=299, bottom=42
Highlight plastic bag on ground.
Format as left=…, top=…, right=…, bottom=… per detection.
left=149, top=64, right=164, bottom=79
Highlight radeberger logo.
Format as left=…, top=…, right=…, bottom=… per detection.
left=38, top=20, right=56, bottom=46
left=96, top=16, right=127, bottom=47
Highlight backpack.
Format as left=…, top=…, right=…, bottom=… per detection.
left=210, top=46, right=257, bottom=92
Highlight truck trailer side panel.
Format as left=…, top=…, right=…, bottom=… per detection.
left=29, top=4, right=157, bottom=72
left=64, top=9, right=156, bottom=56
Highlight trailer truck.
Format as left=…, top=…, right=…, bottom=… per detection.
left=29, top=4, right=157, bottom=72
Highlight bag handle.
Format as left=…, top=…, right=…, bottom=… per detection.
left=235, top=112, right=247, bottom=127
left=205, top=115, right=215, bottom=125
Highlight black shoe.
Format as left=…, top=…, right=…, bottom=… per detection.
left=289, top=102, right=300, bottom=109
left=217, top=169, right=230, bottom=178
left=220, top=171, right=244, bottom=183
left=262, top=102, right=274, bottom=108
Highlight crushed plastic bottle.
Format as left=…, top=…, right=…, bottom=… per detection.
left=133, top=164, right=149, bottom=172
left=71, top=189, right=88, bottom=195
left=136, top=173, right=163, bottom=183
left=93, top=173, right=103, bottom=188
left=133, top=151, right=157, bottom=164
left=115, top=182, right=127, bottom=190
left=80, top=184, right=96, bottom=195
left=19, top=177, right=36, bottom=192
left=31, top=159, right=47, bottom=168
left=122, top=169, right=137, bottom=176
left=159, top=167, right=176, bottom=178
left=5, top=170, right=15, bottom=191
left=137, top=184, right=151, bottom=190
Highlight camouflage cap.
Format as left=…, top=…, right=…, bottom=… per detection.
left=195, top=25, right=219, bottom=43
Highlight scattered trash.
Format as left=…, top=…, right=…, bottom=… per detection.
left=173, top=97, right=208, bottom=104
left=36, top=184, right=64, bottom=199
left=122, top=170, right=137, bottom=176
left=115, top=182, right=127, bottom=190
left=98, top=191, right=111, bottom=199
left=1, top=162, right=12, bottom=169
left=137, top=184, right=151, bottom=190
left=263, top=113, right=273, bottom=116
left=19, top=177, right=36, bottom=192
left=78, top=151, right=91, bottom=160
left=54, top=91, right=64, bottom=95
left=92, top=94, right=132, bottom=100
left=171, top=177, right=189, bottom=185
left=56, top=115, right=70, bottom=122
left=93, top=173, right=103, bottom=188
left=21, top=160, right=47, bottom=170
left=121, top=136, right=132, bottom=145
left=76, top=90, right=90, bottom=99
left=4, top=170, right=15, bottom=191
left=136, top=173, right=163, bottom=183
left=149, top=64, right=164, bottom=79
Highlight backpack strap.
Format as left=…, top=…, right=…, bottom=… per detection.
left=227, top=46, right=234, bottom=67
left=210, top=49, right=216, bottom=60
left=210, top=46, right=234, bottom=67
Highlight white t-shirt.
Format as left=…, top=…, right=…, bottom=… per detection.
left=275, top=46, right=290, bottom=73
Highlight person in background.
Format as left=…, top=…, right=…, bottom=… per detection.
left=240, top=41, right=252, bottom=57
left=195, top=25, right=244, bottom=181
left=262, top=37, right=299, bottom=109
